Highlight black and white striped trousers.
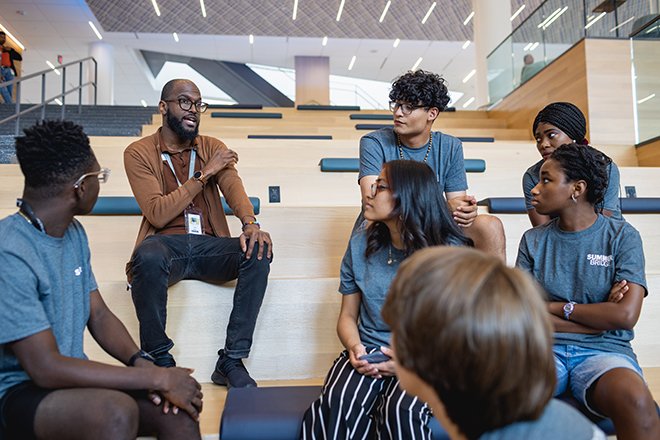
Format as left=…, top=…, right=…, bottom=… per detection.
left=301, top=350, right=432, bottom=440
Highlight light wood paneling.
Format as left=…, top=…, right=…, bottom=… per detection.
left=295, top=56, right=330, bottom=106
left=637, top=137, right=660, bottom=167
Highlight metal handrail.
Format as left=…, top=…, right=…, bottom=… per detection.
left=0, top=56, right=98, bottom=135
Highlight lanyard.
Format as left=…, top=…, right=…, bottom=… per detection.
left=162, top=149, right=196, bottom=187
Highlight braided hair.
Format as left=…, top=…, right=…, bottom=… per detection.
left=389, top=70, right=451, bottom=112
left=549, top=143, right=611, bottom=208
left=532, top=102, right=587, bottom=144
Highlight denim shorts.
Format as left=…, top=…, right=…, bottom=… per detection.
left=553, top=345, right=645, bottom=417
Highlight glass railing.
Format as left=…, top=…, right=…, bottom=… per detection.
left=487, top=0, right=659, bottom=106
left=631, top=14, right=660, bottom=144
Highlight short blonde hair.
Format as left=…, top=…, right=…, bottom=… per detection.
left=382, top=247, right=555, bottom=440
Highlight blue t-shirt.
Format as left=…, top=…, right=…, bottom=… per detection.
left=359, top=127, right=468, bottom=193
left=480, top=399, right=604, bottom=440
left=522, top=159, right=623, bottom=220
left=0, top=214, right=97, bottom=399
left=516, top=215, right=646, bottom=361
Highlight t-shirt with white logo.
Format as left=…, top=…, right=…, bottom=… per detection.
left=516, top=214, right=646, bottom=361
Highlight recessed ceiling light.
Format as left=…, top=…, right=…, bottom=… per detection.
left=585, top=11, right=606, bottom=30
left=46, top=60, right=61, bottom=75
left=463, top=11, right=474, bottom=25
left=422, top=2, right=437, bottom=24
left=393, top=38, right=400, bottom=48
left=0, top=25, right=23, bottom=50
left=462, top=97, right=475, bottom=108
left=379, top=1, right=391, bottom=23
left=151, top=0, right=161, bottom=17
left=54, top=98, right=63, bottom=106
left=89, top=21, right=102, bottom=40
left=173, top=32, right=179, bottom=42
left=462, top=69, right=476, bottom=83
left=510, top=5, right=525, bottom=21
left=637, top=93, right=655, bottom=104
left=337, top=0, right=346, bottom=21
left=293, top=0, right=298, bottom=20
left=200, top=0, right=207, bottom=17
left=530, top=41, right=539, bottom=51
left=249, top=34, right=254, bottom=44
left=462, top=40, right=470, bottom=49
left=411, top=57, right=423, bottom=70
left=348, top=55, right=356, bottom=70
left=141, top=100, right=148, bottom=107
left=322, top=36, right=328, bottom=46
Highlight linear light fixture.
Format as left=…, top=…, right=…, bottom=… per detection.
left=337, top=0, right=346, bottom=21
left=200, top=0, right=207, bottom=17
left=530, top=41, right=539, bottom=50
left=141, top=100, right=148, bottom=107
left=544, top=6, right=568, bottom=29
left=463, top=11, right=474, bottom=25
left=151, top=0, right=161, bottom=16
left=462, top=97, right=475, bottom=108
left=462, top=69, right=476, bottom=83
left=538, top=7, right=567, bottom=29
left=422, top=2, right=437, bottom=24
left=88, top=21, right=103, bottom=40
left=293, top=0, right=298, bottom=20
left=54, top=98, right=63, bottom=106
left=610, top=16, right=634, bottom=32
left=523, top=42, right=533, bottom=51
left=46, top=60, right=61, bottom=75
left=0, top=24, right=24, bottom=50
left=393, top=38, right=400, bottom=47
left=249, top=34, right=254, bottom=44
left=379, top=1, right=391, bottom=23
left=537, top=8, right=561, bottom=28
left=322, top=36, right=328, bottom=46
left=173, top=32, right=179, bottom=42
left=462, top=40, right=471, bottom=49
left=348, top=55, right=356, bottom=70
left=637, top=93, right=656, bottom=104
left=411, top=57, right=423, bottom=71
left=585, top=11, right=606, bottom=30
left=510, top=4, right=525, bottom=21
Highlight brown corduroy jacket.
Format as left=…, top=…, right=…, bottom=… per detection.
left=123, top=129, right=254, bottom=283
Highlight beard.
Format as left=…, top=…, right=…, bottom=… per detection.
left=166, top=108, right=199, bottom=140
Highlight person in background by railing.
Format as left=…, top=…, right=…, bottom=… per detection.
left=0, top=31, right=22, bottom=105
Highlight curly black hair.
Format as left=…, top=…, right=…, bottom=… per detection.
left=15, top=120, right=96, bottom=197
left=549, top=143, right=611, bottom=207
left=389, top=70, right=451, bottom=112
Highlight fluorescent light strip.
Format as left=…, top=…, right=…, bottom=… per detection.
left=293, top=0, right=298, bottom=20
left=530, top=41, right=539, bottom=51
left=379, top=1, right=391, bottom=23
left=537, top=7, right=561, bottom=28
left=173, top=32, right=179, bottom=42
left=411, top=57, right=423, bottom=71
left=0, top=24, right=24, bottom=50
left=393, top=38, right=400, bottom=48
left=141, top=100, right=148, bottom=107
left=348, top=55, right=356, bottom=70
left=462, top=97, right=475, bottom=108
left=337, top=0, right=346, bottom=21
left=523, top=42, right=533, bottom=51
left=54, top=98, right=63, bottom=106
left=46, top=60, right=61, bottom=75
left=610, top=16, right=634, bottom=32
left=463, top=11, right=474, bottom=25
left=646, top=25, right=660, bottom=34
left=88, top=21, right=102, bottom=40
left=422, top=2, right=437, bottom=24
left=637, top=93, right=656, bottom=104
left=249, top=34, right=254, bottom=44
left=462, top=69, right=476, bottom=83
left=462, top=40, right=470, bottom=49
left=322, top=36, right=328, bottom=46
left=151, top=0, right=161, bottom=16
left=200, top=0, right=207, bottom=17
left=543, top=6, right=567, bottom=29
left=585, top=11, right=606, bottom=29
left=510, top=4, right=525, bottom=21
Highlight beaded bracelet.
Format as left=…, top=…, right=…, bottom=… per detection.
left=242, top=221, right=260, bottom=231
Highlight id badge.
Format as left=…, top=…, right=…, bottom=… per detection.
left=185, top=207, right=204, bottom=235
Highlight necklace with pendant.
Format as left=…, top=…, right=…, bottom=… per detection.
left=397, top=132, right=432, bottom=163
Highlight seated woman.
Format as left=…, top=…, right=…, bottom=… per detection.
left=523, top=102, right=622, bottom=226
left=301, top=160, right=472, bottom=440
left=382, top=246, right=604, bottom=440
left=517, top=143, right=660, bottom=439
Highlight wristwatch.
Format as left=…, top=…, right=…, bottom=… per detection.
left=128, top=349, right=156, bottom=367
left=563, top=301, right=577, bottom=321
left=193, top=170, right=207, bottom=184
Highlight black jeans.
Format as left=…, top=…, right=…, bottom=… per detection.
left=129, top=234, right=271, bottom=359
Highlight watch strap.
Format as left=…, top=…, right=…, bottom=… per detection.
left=128, top=349, right=156, bottom=366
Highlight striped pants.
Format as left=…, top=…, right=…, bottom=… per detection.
left=301, top=350, right=432, bottom=440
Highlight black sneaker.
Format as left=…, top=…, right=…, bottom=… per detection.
left=211, top=350, right=257, bottom=388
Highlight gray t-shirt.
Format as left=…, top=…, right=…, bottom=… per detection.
left=480, top=399, right=604, bottom=440
left=0, top=214, right=97, bottom=399
left=516, top=215, right=646, bottom=360
left=339, top=229, right=406, bottom=348
left=359, top=127, right=468, bottom=193
left=522, top=159, right=623, bottom=220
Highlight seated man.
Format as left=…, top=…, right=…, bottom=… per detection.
left=124, top=79, right=272, bottom=388
left=382, top=247, right=604, bottom=439
left=358, top=70, right=506, bottom=261
left=0, top=120, right=202, bottom=440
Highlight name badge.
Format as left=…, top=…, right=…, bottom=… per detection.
left=185, top=207, right=204, bottom=235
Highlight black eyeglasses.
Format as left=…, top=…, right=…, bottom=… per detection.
left=164, top=98, right=208, bottom=113
left=370, top=182, right=389, bottom=197
left=389, top=101, right=428, bottom=115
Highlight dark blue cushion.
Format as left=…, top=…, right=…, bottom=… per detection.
left=219, top=386, right=449, bottom=440
left=477, top=197, right=527, bottom=214
left=620, top=197, right=660, bottom=213
left=319, top=158, right=485, bottom=173
left=90, top=196, right=260, bottom=216
left=350, top=114, right=392, bottom=120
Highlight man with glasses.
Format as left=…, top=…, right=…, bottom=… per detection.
left=0, top=120, right=202, bottom=439
left=358, top=70, right=506, bottom=260
left=124, top=79, right=272, bottom=389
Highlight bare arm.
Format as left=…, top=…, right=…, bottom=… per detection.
left=446, top=191, right=477, bottom=228
left=527, top=209, right=551, bottom=227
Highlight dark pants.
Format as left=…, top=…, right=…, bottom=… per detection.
left=130, top=234, right=271, bottom=359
